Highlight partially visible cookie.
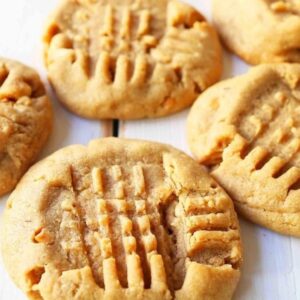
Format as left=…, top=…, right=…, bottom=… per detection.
left=213, top=0, right=300, bottom=64
left=0, top=58, right=52, bottom=196
left=43, top=0, right=222, bottom=120
left=188, top=63, right=300, bottom=236
left=1, top=138, right=242, bottom=300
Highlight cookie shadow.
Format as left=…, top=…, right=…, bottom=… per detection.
left=222, top=48, right=234, bottom=80
left=233, top=218, right=262, bottom=299
left=221, top=48, right=251, bottom=80
left=39, top=86, right=73, bottom=158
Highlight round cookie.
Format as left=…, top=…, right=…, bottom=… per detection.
left=213, top=0, right=300, bottom=64
left=0, top=58, right=52, bottom=196
left=1, top=138, right=242, bottom=300
left=43, top=0, right=222, bottom=120
left=187, top=63, right=300, bottom=236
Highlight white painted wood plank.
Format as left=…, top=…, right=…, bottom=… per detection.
left=120, top=110, right=190, bottom=153
left=120, top=1, right=300, bottom=300
left=0, top=1, right=111, bottom=299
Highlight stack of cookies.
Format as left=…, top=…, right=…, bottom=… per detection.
left=0, top=0, right=299, bottom=299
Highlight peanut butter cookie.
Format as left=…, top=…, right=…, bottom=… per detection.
left=213, top=0, right=300, bottom=64
left=0, top=58, right=52, bottom=196
left=1, top=138, right=242, bottom=300
left=188, top=63, right=300, bottom=236
left=44, top=0, right=222, bottom=119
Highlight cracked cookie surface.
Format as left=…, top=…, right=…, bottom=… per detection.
left=0, top=58, right=52, bottom=196
left=213, top=0, right=300, bottom=64
left=1, top=138, right=241, bottom=300
left=187, top=63, right=300, bottom=236
left=43, top=0, right=222, bottom=119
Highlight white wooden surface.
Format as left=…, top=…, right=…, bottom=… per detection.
left=0, top=1, right=299, bottom=299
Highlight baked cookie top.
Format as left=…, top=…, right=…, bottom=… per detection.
left=0, top=58, right=52, bottom=196
left=43, top=0, right=222, bottom=120
left=1, top=138, right=241, bottom=300
left=187, top=63, right=300, bottom=236
left=213, top=0, right=300, bottom=64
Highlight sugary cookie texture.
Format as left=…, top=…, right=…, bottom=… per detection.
left=1, top=138, right=241, bottom=300
left=43, top=0, right=222, bottom=119
left=213, top=0, right=300, bottom=64
left=188, top=63, right=300, bottom=236
left=0, top=58, right=52, bottom=196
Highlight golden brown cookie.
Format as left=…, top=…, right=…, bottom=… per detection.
left=1, top=138, right=242, bottom=300
left=187, top=63, right=300, bottom=236
left=213, top=0, right=300, bottom=64
left=43, top=0, right=222, bottom=120
left=0, top=58, right=52, bottom=196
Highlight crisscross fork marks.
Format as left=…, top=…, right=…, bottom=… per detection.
left=82, top=163, right=180, bottom=292
left=237, top=89, right=300, bottom=164
left=89, top=164, right=170, bottom=292
left=175, top=190, right=241, bottom=267
left=214, top=134, right=300, bottom=209
left=42, top=160, right=242, bottom=295
left=46, top=1, right=207, bottom=84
